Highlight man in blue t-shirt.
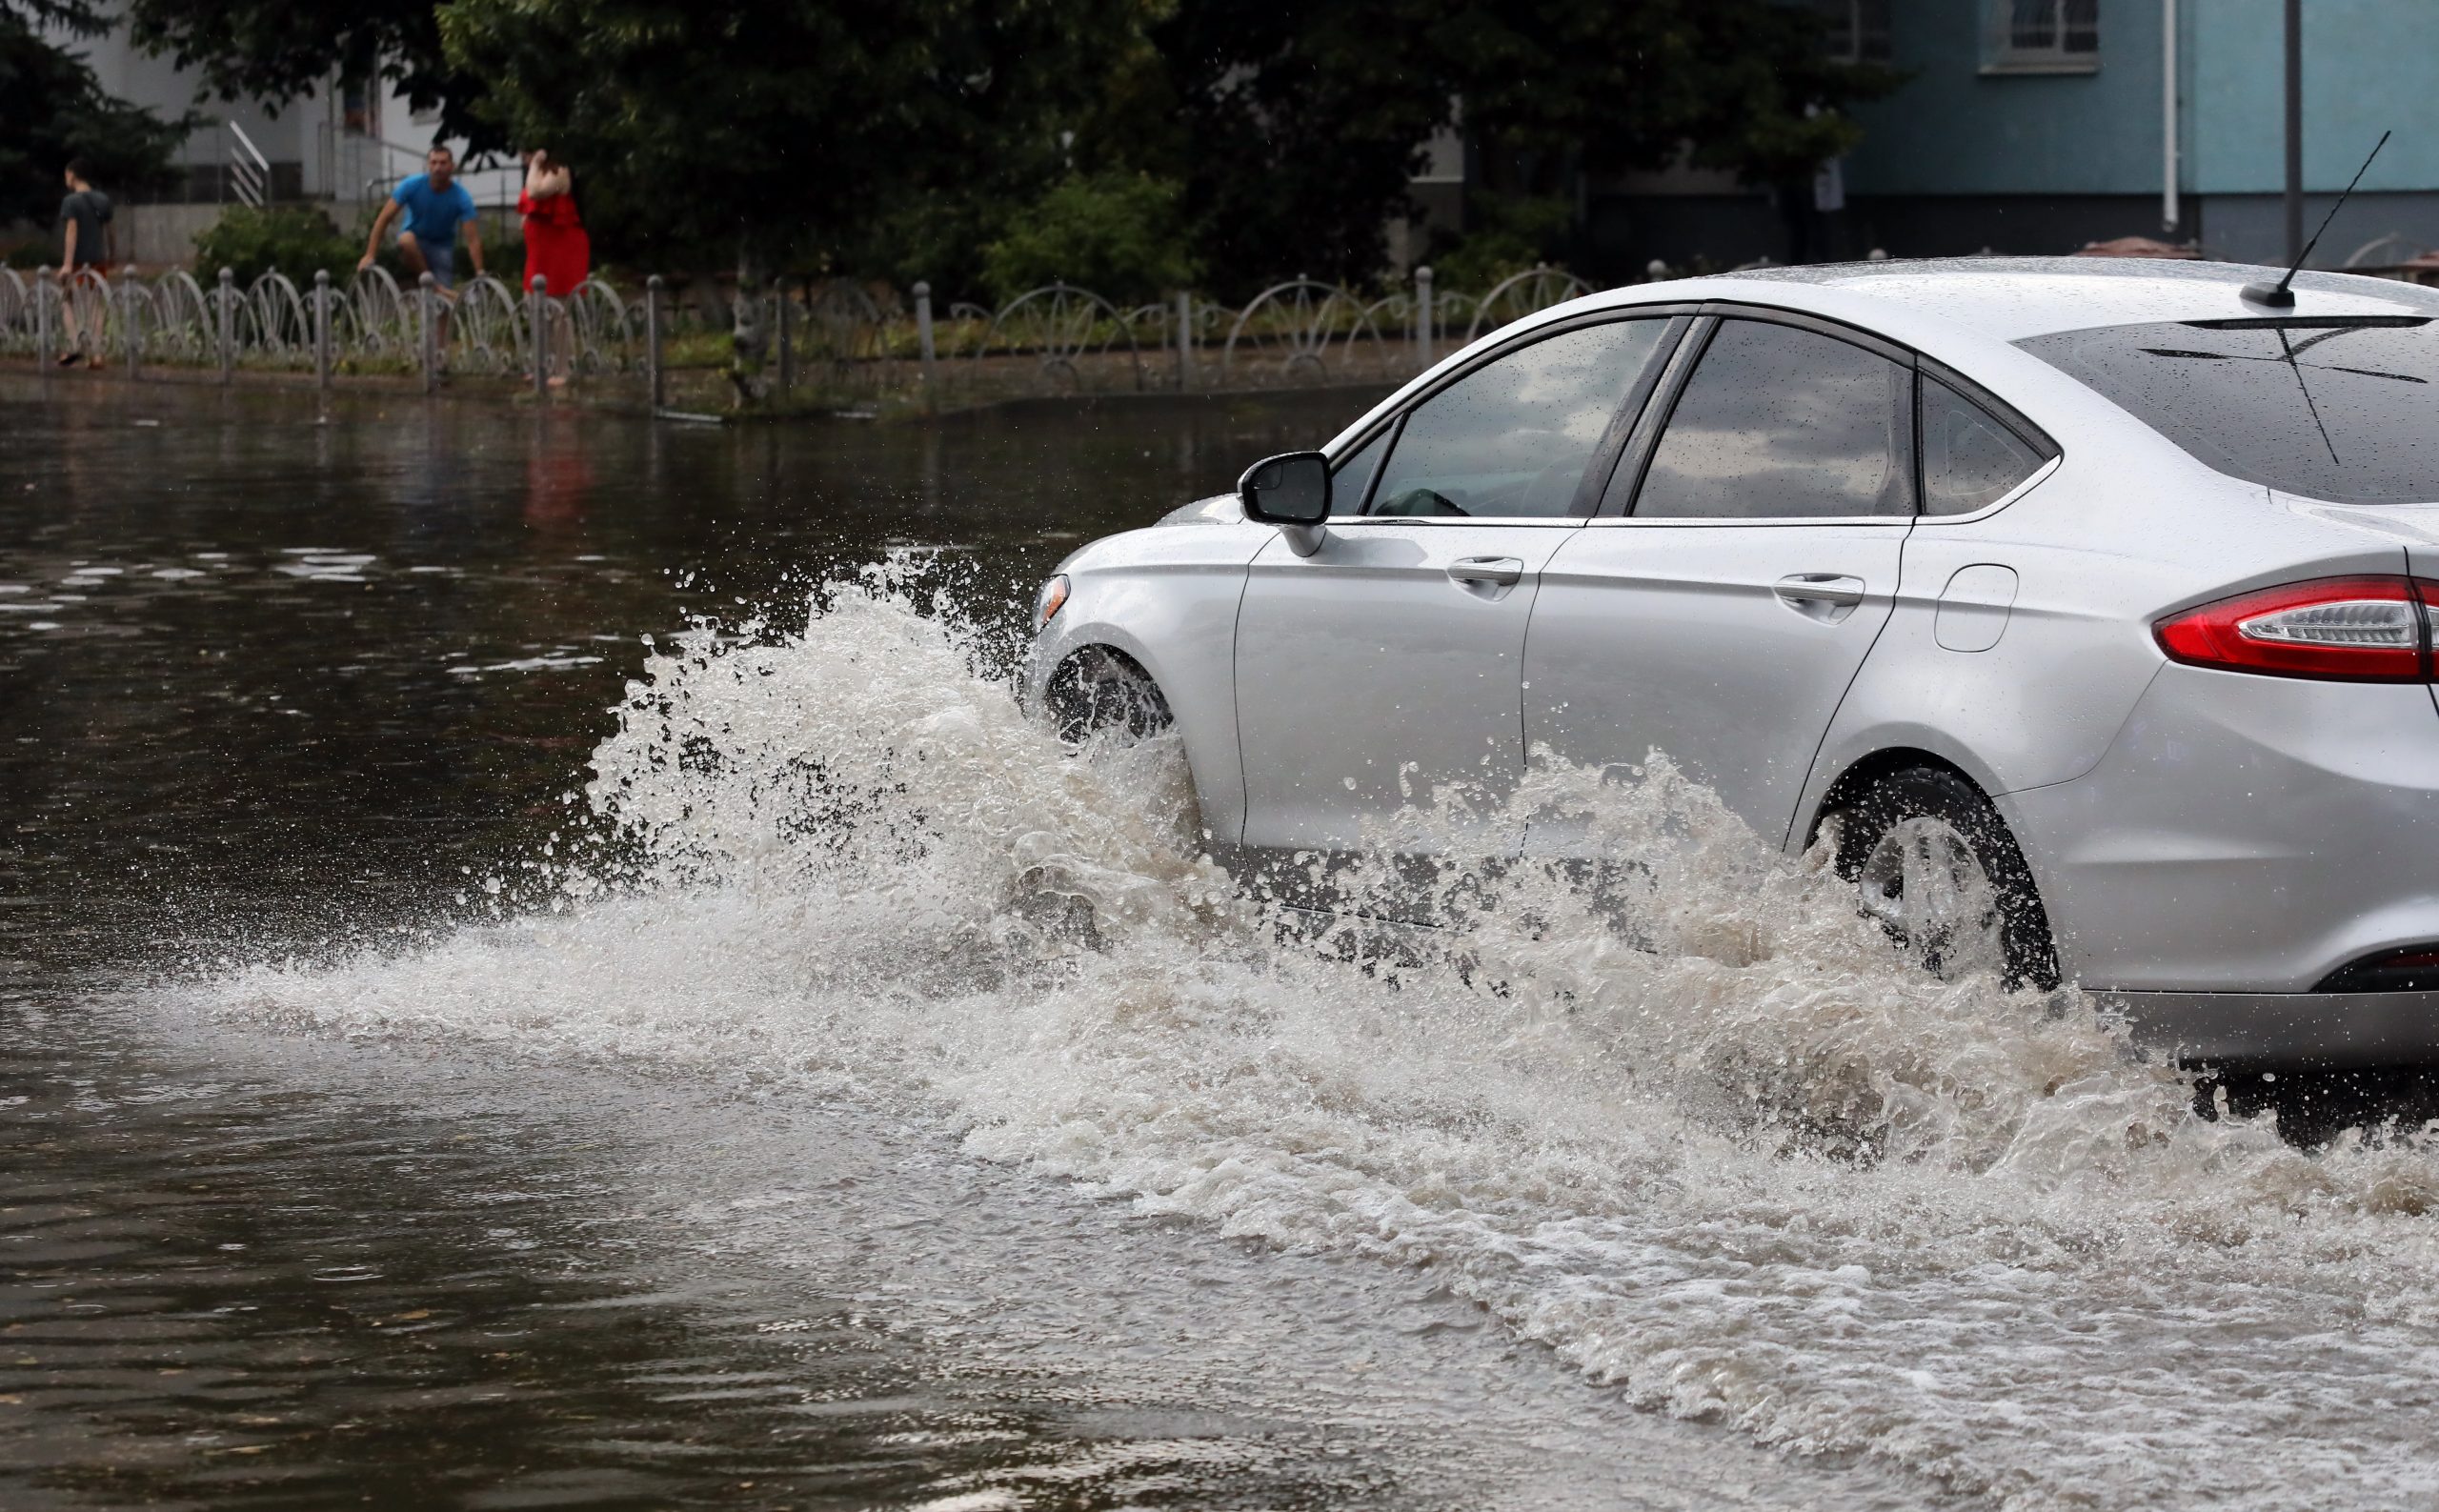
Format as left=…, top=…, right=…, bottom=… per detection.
left=358, top=144, right=486, bottom=290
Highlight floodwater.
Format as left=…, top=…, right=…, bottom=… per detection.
left=5, top=376, right=2439, bottom=1512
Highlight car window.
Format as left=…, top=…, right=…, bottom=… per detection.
left=1365, top=319, right=1670, bottom=518
left=1922, top=376, right=2049, bottom=515
left=2017, top=316, right=2439, bottom=505
left=1330, top=427, right=1389, bottom=514
left=1625, top=318, right=1915, bottom=519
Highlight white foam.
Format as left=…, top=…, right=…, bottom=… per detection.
left=169, top=569, right=2439, bottom=1509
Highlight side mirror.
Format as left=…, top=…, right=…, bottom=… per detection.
left=1238, top=451, right=1332, bottom=556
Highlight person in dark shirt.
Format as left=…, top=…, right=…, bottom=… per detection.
left=56, top=158, right=113, bottom=368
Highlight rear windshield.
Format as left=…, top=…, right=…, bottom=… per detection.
left=2017, top=316, right=2439, bottom=504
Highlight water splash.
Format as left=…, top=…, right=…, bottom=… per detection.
left=181, top=570, right=2439, bottom=1510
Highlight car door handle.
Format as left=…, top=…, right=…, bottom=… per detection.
left=1773, top=574, right=1866, bottom=609
left=1447, top=556, right=1524, bottom=587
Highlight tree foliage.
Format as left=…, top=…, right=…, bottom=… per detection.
left=119, top=0, right=487, bottom=150
left=981, top=172, right=1196, bottom=304
left=1, top=0, right=191, bottom=227
left=439, top=0, right=1152, bottom=274
left=1132, top=0, right=1896, bottom=294
left=77, top=0, right=1892, bottom=293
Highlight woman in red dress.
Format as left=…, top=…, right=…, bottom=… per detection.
left=519, top=150, right=592, bottom=384
left=518, top=149, right=590, bottom=295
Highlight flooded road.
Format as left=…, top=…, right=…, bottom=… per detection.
left=0, top=379, right=1918, bottom=1511
left=6, top=377, right=2439, bottom=1512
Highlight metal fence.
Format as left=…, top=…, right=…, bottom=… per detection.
left=0, top=261, right=1598, bottom=408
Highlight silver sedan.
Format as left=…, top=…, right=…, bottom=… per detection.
left=1026, top=257, right=2439, bottom=1068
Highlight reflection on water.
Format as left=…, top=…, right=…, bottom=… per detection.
left=0, top=378, right=1369, bottom=970
left=5, top=379, right=1914, bottom=1511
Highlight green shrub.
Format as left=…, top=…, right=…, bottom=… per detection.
left=191, top=205, right=361, bottom=288
left=981, top=172, right=1197, bottom=307
left=1427, top=193, right=1573, bottom=293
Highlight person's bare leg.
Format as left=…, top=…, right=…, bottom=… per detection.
left=394, top=232, right=429, bottom=281
left=548, top=299, right=573, bottom=387
left=71, top=272, right=102, bottom=367
left=58, top=286, right=83, bottom=366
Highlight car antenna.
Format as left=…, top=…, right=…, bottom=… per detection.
left=2242, top=130, right=2391, bottom=308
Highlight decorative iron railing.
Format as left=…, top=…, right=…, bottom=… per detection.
left=1, top=261, right=1612, bottom=408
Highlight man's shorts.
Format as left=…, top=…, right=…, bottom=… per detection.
left=417, top=240, right=456, bottom=290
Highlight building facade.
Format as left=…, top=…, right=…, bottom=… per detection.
left=36, top=23, right=516, bottom=266
left=1578, top=0, right=2439, bottom=277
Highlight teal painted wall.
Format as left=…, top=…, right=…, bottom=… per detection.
left=1841, top=0, right=2439, bottom=199
left=2187, top=0, right=2439, bottom=193
left=1844, top=0, right=2166, bottom=196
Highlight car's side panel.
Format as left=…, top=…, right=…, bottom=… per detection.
left=1525, top=520, right=1908, bottom=852
left=2006, top=662, right=2439, bottom=993
left=1804, top=500, right=2169, bottom=821
left=1027, top=519, right=1274, bottom=844
left=1794, top=446, right=2420, bottom=830
left=1235, top=520, right=1575, bottom=852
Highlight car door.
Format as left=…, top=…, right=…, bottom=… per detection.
left=1524, top=311, right=1918, bottom=852
left=1234, top=314, right=1683, bottom=854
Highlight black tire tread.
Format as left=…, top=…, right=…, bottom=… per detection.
left=1042, top=646, right=1174, bottom=743
left=1829, top=765, right=2061, bottom=991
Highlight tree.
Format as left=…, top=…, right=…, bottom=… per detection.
left=91, top=0, right=1888, bottom=304
left=1129, top=0, right=1897, bottom=294
left=118, top=0, right=487, bottom=150
left=441, top=0, right=1149, bottom=268
left=1, top=0, right=191, bottom=228
left=439, top=0, right=1152, bottom=402
left=981, top=171, right=1196, bottom=304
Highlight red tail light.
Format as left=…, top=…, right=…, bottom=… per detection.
left=2154, top=575, right=2434, bottom=682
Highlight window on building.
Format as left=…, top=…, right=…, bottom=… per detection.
left=1816, top=0, right=1892, bottom=65
left=1986, top=0, right=2098, bottom=73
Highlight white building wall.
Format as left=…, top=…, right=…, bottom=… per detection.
left=44, top=20, right=516, bottom=215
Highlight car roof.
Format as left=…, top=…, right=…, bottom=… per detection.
left=1593, top=255, right=2439, bottom=343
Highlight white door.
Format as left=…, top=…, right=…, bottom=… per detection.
left=1237, top=520, right=1572, bottom=852
left=1525, top=314, right=1919, bottom=850
left=1234, top=316, right=1680, bottom=853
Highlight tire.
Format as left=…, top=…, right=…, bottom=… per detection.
left=1041, top=646, right=1174, bottom=744
left=1827, top=766, right=2060, bottom=992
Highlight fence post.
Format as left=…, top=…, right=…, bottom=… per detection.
left=312, top=269, right=332, bottom=391
left=645, top=274, right=665, bottom=410
left=913, top=280, right=937, bottom=403
left=419, top=272, right=438, bottom=395
left=776, top=276, right=794, bottom=399
left=529, top=273, right=549, bottom=401
left=216, top=267, right=234, bottom=384
left=122, top=268, right=140, bottom=380
left=36, top=266, right=53, bottom=377
left=1414, top=264, right=1434, bottom=370
left=1175, top=290, right=1195, bottom=390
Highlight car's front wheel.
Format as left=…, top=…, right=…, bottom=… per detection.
left=1829, top=766, right=2059, bottom=991
left=1041, top=645, right=1173, bottom=744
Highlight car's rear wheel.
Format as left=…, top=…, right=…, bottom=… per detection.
left=1042, top=645, right=1173, bottom=743
left=1830, top=767, right=2060, bottom=991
